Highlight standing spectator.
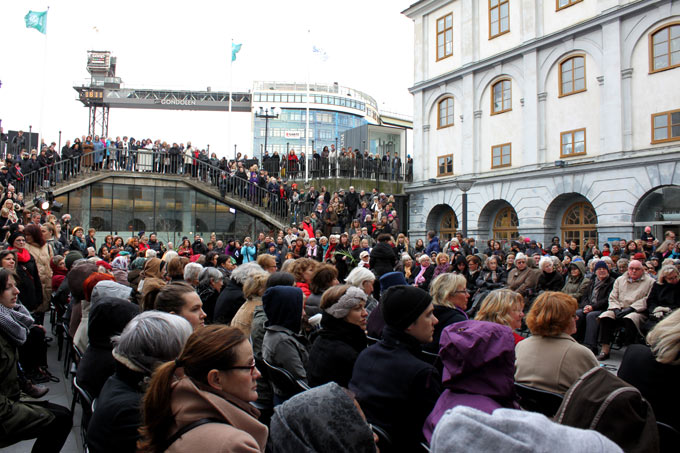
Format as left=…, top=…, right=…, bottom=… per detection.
left=425, top=230, right=440, bottom=255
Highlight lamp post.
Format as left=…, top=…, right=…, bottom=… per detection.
left=255, top=107, right=279, bottom=163
left=455, top=179, right=475, bottom=238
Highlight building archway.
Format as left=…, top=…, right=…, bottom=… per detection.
left=561, top=201, right=598, bottom=249
left=633, top=185, right=680, bottom=239
left=426, top=204, right=458, bottom=241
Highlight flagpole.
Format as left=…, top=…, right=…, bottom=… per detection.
left=38, top=6, right=50, bottom=151
left=305, top=30, right=310, bottom=184
left=228, top=39, right=233, bottom=160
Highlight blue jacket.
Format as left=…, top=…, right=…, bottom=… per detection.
left=425, top=236, right=440, bottom=255
left=241, top=244, right=256, bottom=263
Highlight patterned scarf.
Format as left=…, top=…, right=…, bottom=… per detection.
left=0, top=302, right=34, bottom=346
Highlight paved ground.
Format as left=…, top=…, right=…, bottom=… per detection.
left=4, top=316, right=624, bottom=452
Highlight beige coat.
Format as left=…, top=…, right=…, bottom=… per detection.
left=167, top=377, right=268, bottom=453
left=598, top=272, right=654, bottom=331
left=231, top=297, right=262, bottom=338
left=25, top=241, right=52, bottom=312
left=507, top=267, right=540, bottom=297
left=515, top=333, right=598, bottom=394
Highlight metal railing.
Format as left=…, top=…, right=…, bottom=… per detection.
left=17, top=149, right=291, bottom=224
left=261, top=156, right=413, bottom=182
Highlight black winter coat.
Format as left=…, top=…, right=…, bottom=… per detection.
left=423, top=305, right=468, bottom=353
left=579, top=275, right=616, bottom=312
left=14, top=254, right=42, bottom=311
left=213, top=278, right=245, bottom=324
left=537, top=270, right=565, bottom=292
left=87, top=363, right=146, bottom=453
left=350, top=326, right=441, bottom=452
left=307, top=313, right=367, bottom=388
left=369, top=242, right=397, bottom=277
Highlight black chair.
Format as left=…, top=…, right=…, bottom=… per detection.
left=72, top=377, right=94, bottom=452
left=371, top=424, right=392, bottom=453
left=260, top=358, right=309, bottom=402
left=514, top=382, right=564, bottom=418
left=657, top=421, right=680, bottom=453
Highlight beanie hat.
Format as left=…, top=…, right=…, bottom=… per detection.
left=7, top=230, right=26, bottom=247
left=64, top=251, right=84, bottom=270
left=633, top=252, right=646, bottom=262
left=379, top=272, right=408, bottom=292
left=593, top=261, right=609, bottom=272
left=325, top=286, right=367, bottom=319
left=381, top=285, right=432, bottom=330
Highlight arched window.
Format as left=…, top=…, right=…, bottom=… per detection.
left=650, top=23, right=680, bottom=73
left=491, top=79, right=511, bottom=114
left=559, top=55, right=586, bottom=97
left=438, top=97, right=454, bottom=128
left=440, top=210, right=458, bottom=241
left=493, top=206, right=519, bottom=242
left=561, top=201, right=597, bottom=249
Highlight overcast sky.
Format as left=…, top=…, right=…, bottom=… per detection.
left=0, top=1, right=415, bottom=157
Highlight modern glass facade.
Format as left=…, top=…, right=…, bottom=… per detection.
left=54, top=177, right=273, bottom=245
left=252, top=108, right=368, bottom=159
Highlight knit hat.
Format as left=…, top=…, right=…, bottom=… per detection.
left=593, top=261, right=609, bottom=272
left=633, top=252, right=646, bottom=262
left=64, top=251, right=84, bottom=270
left=381, top=285, right=432, bottom=330
left=7, top=230, right=25, bottom=247
left=379, top=272, right=408, bottom=292
left=325, top=286, right=367, bottom=319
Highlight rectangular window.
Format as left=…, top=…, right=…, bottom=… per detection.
left=489, top=0, right=509, bottom=39
left=437, top=154, right=453, bottom=176
left=556, top=0, right=582, bottom=11
left=560, top=128, right=586, bottom=157
left=651, top=109, right=680, bottom=143
left=436, top=13, right=453, bottom=61
left=491, top=143, right=512, bottom=168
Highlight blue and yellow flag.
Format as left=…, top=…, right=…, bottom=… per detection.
left=231, top=42, right=242, bottom=62
left=25, top=10, right=48, bottom=34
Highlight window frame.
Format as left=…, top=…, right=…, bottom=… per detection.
left=437, top=154, right=454, bottom=177
left=437, top=97, right=454, bottom=129
left=648, top=22, right=680, bottom=74
left=491, top=143, right=512, bottom=169
left=558, top=54, right=587, bottom=97
left=489, top=0, right=510, bottom=39
left=560, top=128, right=587, bottom=158
left=436, top=13, right=453, bottom=62
left=490, top=78, right=512, bottom=115
left=651, top=109, right=680, bottom=144
left=556, top=0, right=583, bottom=11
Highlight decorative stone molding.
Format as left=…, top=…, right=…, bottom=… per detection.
left=537, top=92, right=548, bottom=102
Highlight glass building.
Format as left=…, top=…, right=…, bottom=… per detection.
left=54, top=177, right=274, bottom=245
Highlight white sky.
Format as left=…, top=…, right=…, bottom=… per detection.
left=0, top=0, right=415, bottom=158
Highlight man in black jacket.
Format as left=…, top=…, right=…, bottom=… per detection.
left=345, top=186, right=360, bottom=220
left=350, top=286, right=441, bottom=452
left=574, top=260, right=615, bottom=354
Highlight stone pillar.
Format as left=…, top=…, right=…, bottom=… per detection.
left=523, top=51, right=539, bottom=167
left=537, top=92, right=548, bottom=164
left=601, top=19, right=623, bottom=153
left=621, top=68, right=634, bottom=151
left=473, top=110, right=483, bottom=174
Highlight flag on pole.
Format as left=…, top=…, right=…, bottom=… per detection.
left=231, top=42, right=242, bottom=62
left=25, top=10, right=48, bottom=34
left=312, top=45, right=328, bottom=62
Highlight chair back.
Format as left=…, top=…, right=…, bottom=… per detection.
left=514, top=382, right=564, bottom=417
left=72, top=377, right=94, bottom=451
left=261, top=358, right=309, bottom=402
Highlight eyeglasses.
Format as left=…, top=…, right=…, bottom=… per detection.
left=453, top=289, right=470, bottom=294
left=228, top=362, right=257, bottom=375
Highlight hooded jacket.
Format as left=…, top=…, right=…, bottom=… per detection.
left=561, top=260, right=591, bottom=301
left=423, top=321, right=518, bottom=442
left=261, top=286, right=308, bottom=391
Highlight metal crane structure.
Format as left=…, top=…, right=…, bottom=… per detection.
left=74, top=51, right=251, bottom=138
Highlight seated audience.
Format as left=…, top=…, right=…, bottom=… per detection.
left=642, top=264, right=680, bottom=333
left=345, top=266, right=379, bottom=314
left=269, top=382, right=377, bottom=453
left=574, top=260, right=615, bottom=354
left=423, top=320, right=518, bottom=443
left=87, top=311, right=192, bottom=453
left=475, top=289, right=525, bottom=345
left=196, top=267, right=223, bottom=322
left=537, top=256, right=564, bottom=292
left=506, top=253, right=539, bottom=299
left=561, top=261, right=591, bottom=302
left=304, top=264, right=338, bottom=317
left=424, top=273, right=469, bottom=353
left=230, top=272, right=269, bottom=337
left=411, top=254, right=435, bottom=291
left=138, top=325, right=268, bottom=452
left=350, top=285, right=441, bottom=452
left=154, top=282, right=207, bottom=330
left=307, top=285, right=368, bottom=387
left=515, top=291, right=598, bottom=394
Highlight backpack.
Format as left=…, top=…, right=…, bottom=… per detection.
left=555, top=366, right=659, bottom=453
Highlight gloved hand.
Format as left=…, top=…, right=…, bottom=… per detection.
left=615, top=307, right=635, bottom=319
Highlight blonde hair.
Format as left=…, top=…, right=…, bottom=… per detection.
left=435, top=252, right=449, bottom=265
left=657, top=265, right=679, bottom=285
left=429, top=273, right=467, bottom=308
left=243, top=273, right=269, bottom=300
left=475, top=289, right=524, bottom=327
left=647, top=309, right=680, bottom=365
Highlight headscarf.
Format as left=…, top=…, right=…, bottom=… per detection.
left=269, top=382, right=376, bottom=453
left=141, top=257, right=164, bottom=280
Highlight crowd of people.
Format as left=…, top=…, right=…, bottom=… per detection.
left=1, top=172, right=679, bottom=450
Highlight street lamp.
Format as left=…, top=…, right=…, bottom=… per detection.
left=255, top=106, right=279, bottom=163
left=455, top=179, right=475, bottom=238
